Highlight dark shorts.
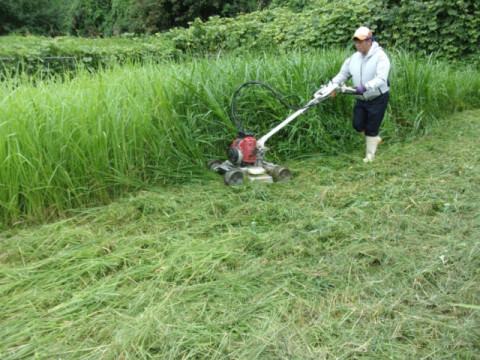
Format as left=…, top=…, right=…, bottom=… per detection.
left=353, top=92, right=390, bottom=136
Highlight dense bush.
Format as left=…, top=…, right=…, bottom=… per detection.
left=383, top=0, right=479, bottom=63
left=2, top=0, right=477, bottom=76
left=165, top=0, right=479, bottom=64
left=69, top=0, right=117, bottom=36
left=129, top=0, right=271, bottom=34
left=1, top=0, right=478, bottom=65
left=0, top=35, right=181, bottom=76
left=0, top=0, right=71, bottom=36
left=165, top=0, right=374, bottom=53
left=0, top=0, right=271, bottom=37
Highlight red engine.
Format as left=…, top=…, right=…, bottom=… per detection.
left=227, top=132, right=257, bottom=166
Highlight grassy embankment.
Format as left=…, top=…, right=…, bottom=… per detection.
left=1, top=50, right=479, bottom=226
left=1, top=106, right=479, bottom=358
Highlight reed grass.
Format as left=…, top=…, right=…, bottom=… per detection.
left=1, top=109, right=479, bottom=359
left=1, top=49, right=479, bottom=226
left=387, top=50, right=480, bottom=136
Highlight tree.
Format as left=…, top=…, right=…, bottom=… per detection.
left=0, top=0, right=19, bottom=35
left=69, top=0, right=112, bottom=36
left=68, top=0, right=136, bottom=36
left=130, top=0, right=271, bottom=34
left=0, top=0, right=71, bottom=36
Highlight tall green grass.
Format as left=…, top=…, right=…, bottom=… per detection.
left=1, top=49, right=479, bottom=226
left=388, top=51, right=480, bottom=136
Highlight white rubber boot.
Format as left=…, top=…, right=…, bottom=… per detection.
left=363, top=136, right=382, bottom=162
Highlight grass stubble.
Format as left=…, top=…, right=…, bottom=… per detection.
left=1, top=109, right=479, bottom=359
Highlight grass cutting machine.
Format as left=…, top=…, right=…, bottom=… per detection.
left=208, top=81, right=356, bottom=185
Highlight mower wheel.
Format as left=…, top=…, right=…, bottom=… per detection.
left=268, top=166, right=292, bottom=182
left=208, top=159, right=226, bottom=174
left=207, top=159, right=223, bottom=170
left=224, top=169, right=244, bottom=186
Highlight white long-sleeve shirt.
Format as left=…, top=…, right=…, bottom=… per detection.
left=332, top=42, right=390, bottom=100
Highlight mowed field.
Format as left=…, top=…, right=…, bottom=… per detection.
left=1, top=109, right=479, bottom=359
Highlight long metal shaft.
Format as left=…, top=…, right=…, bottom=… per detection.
left=256, top=82, right=355, bottom=150
left=256, top=107, right=308, bottom=150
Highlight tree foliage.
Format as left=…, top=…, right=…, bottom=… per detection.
left=129, top=0, right=271, bottom=34
left=165, top=0, right=479, bottom=63
left=0, top=0, right=271, bottom=37
left=0, top=0, right=478, bottom=63
left=0, top=0, right=71, bottom=36
left=382, top=0, right=479, bottom=61
left=67, top=0, right=136, bottom=36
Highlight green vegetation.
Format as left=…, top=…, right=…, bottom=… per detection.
left=0, top=34, right=179, bottom=75
left=1, top=0, right=479, bottom=72
left=1, top=1, right=479, bottom=357
left=1, top=109, right=479, bottom=359
left=0, top=0, right=270, bottom=37
left=166, top=0, right=480, bottom=64
left=1, top=50, right=479, bottom=227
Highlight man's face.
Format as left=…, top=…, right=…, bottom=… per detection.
left=354, top=38, right=371, bottom=55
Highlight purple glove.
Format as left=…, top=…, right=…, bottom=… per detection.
left=355, top=85, right=366, bottom=95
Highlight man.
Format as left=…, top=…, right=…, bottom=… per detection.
left=331, top=26, right=390, bottom=162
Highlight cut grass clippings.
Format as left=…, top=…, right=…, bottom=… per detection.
left=1, top=109, right=479, bottom=359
